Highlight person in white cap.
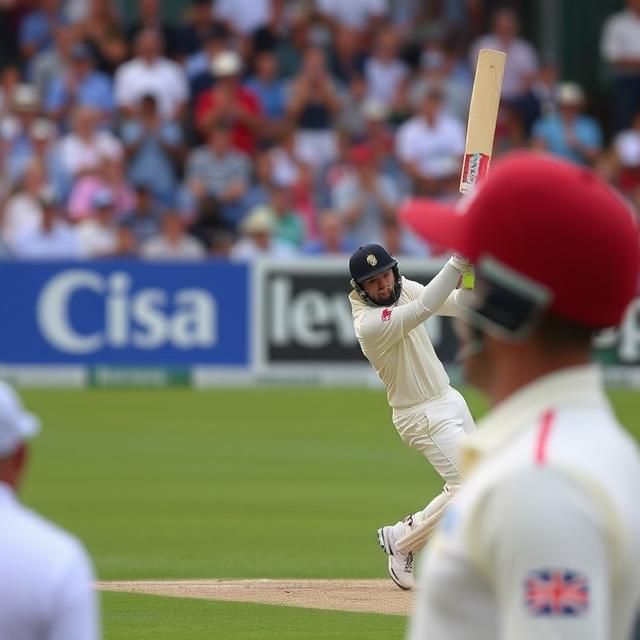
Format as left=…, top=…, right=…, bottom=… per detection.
left=194, top=50, right=262, bottom=153
left=402, top=151, right=640, bottom=640
left=531, top=81, right=603, bottom=167
left=229, top=205, right=297, bottom=261
left=0, top=380, right=100, bottom=640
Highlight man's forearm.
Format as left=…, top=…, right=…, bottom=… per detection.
left=419, top=258, right=466, bottom=313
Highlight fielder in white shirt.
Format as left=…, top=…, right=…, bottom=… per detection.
left=402, top=151, right=640, bottom=639
left=348, top=243, right=476, bottom=590
left=0, top=381, right=100, bottom=640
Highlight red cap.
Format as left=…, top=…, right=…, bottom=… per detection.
left=400, top=151, right=640, bottom=328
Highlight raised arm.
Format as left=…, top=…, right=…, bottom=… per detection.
left=358, top=256, right=469, bottom=351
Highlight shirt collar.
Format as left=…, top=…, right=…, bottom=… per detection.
left=462, top=364, right=608, bottom=471
left=0, top=481, right=16, bottom=505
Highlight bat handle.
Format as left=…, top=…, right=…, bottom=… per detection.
left=461, top=270, right=475, bottom=290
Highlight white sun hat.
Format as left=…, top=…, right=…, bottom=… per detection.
left=0, top=381, right=40, bottom=456
left=211, top=50, right=243, bottom=77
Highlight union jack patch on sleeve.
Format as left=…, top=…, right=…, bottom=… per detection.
left=525, top=569, right=589, bottom=616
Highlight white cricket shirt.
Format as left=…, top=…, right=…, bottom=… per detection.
left=0, top=483, right=100, bottom=640
left=410, top=365, right=640, bottom=640
left=114, top=57, right=188, bottom=119
left=601, top=9, right=640, bottom=65
left=350, top=274, right=465, bottom=409
left=395, top=114, right=465, bottom=179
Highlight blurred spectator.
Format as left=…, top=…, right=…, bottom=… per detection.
left=268, top=124, right=304, bottom=187
left=0, top=84, right=41, bottom=182
left=195, top=50, right=262, bottom=153
left=140, top=210, right=206, bottom=260
left=185, top=24, right=228, bottom=99
left=274, top=6, right=310, bottom=79
left=244, top=148, right=275, bottom=209
left=388, top=0, right=430, bottom=34
left=77, top=0, right=126, bottom=75
left=302, top=209, right=355, bottom=255
left=114, top=28, right=188, bottom=120
left=44, top=42, right=114, bottom=125
left=0, top=3, right=21, bottom=67
left=361, top=99, right=399, bottom=177
left=331, top=142, right=400, bottom=246
left=364, top=27, right=409, bottom=109
left=381, top=217, right=429, bottom=258
left=337, top=74, right=370, bottom=140
left=13, top=187, right=82, bottom=259
left=327, top=25, right=366, bottom=86
left=126, top=0, right=179, bottom=59
left=409, top=43, right=472, bottom=122
left=65, top=0, right=91, bottom=23
left=120, top=94, right=184, bottom=206
left=76, top=187, right=133, bottom=257
left=188, top=195, right=234, bottom=254
left=213, top=0, right=272, bottom=38
left=531, top=82, right=603, bottom=167
left=230, top=205, right=296, bottom=260
left=6, top=117, right=59, bottom=188
left=612, top=108, right=640, bottom=193
left=184, top=121, right=251, bottom=225
left=0, top=160, right=47, bottom=250
left=395, top=86, right=465, bottom=195
left=509, top=58, right=559, bottom=134
left=0, top=63, right=20, bottom=117
left=20, top=0, right=67, bottom=76
left=68, top=155, right=134, bottom=221
left=493, top=102, right=528, bottom=158
left=245, top=49, right=287, bottom=136
left=178, top=0, right=225, bottom=59
left=470, top=7, right=538, bottom=101
left=120, top=184, right=164, bottom=245
left=287, top=46, right=341, bottom=171
left=31, top=22, right=77, bottom=102
left=58, top=105, right=122, bottom=180
left=402, top=0, right=472, bottom=41
left=316, top=0, right=387, bottom=34
left=600, top=0, right=640, bottom=132
left=264, top=184, right=305, bottom=248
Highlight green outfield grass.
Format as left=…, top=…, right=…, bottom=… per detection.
left=17, top=387, right=640, bottom=640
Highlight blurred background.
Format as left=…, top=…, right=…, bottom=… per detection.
left=0, top=0, right=638, bottom=385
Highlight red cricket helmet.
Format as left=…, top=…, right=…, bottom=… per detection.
left=400, top=151, right=640, bottom=336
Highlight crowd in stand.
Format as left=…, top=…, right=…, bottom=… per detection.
left=0, top=0, right=639, bottom=261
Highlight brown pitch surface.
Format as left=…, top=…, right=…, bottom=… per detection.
left=97, top=579, right=414, bottom=615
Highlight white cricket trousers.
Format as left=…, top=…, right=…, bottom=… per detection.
left=389, top=386, right=477, bottom=543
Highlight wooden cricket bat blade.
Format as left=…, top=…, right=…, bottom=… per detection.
left=459, top=49, right=506, bottom=194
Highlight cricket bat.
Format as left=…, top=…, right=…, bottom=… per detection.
left=460, top=49, right=506, bottom=289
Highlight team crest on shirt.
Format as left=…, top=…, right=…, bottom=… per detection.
left=367, top=254, right=377, bottom=266
left=525, top=569, right=589, bottom=616
left=381, top=308, right=392, bottom=321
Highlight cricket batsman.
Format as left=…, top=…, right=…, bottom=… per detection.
left=348, top=242, right=476, bottom=590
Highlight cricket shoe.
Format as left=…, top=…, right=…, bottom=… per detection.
left=377, top=525, right=414, bottom=590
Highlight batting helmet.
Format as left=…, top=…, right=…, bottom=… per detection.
left=349, top=243, right=402, bottom=306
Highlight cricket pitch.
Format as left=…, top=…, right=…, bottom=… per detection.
left=97, top=579, right=414, bottom=615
